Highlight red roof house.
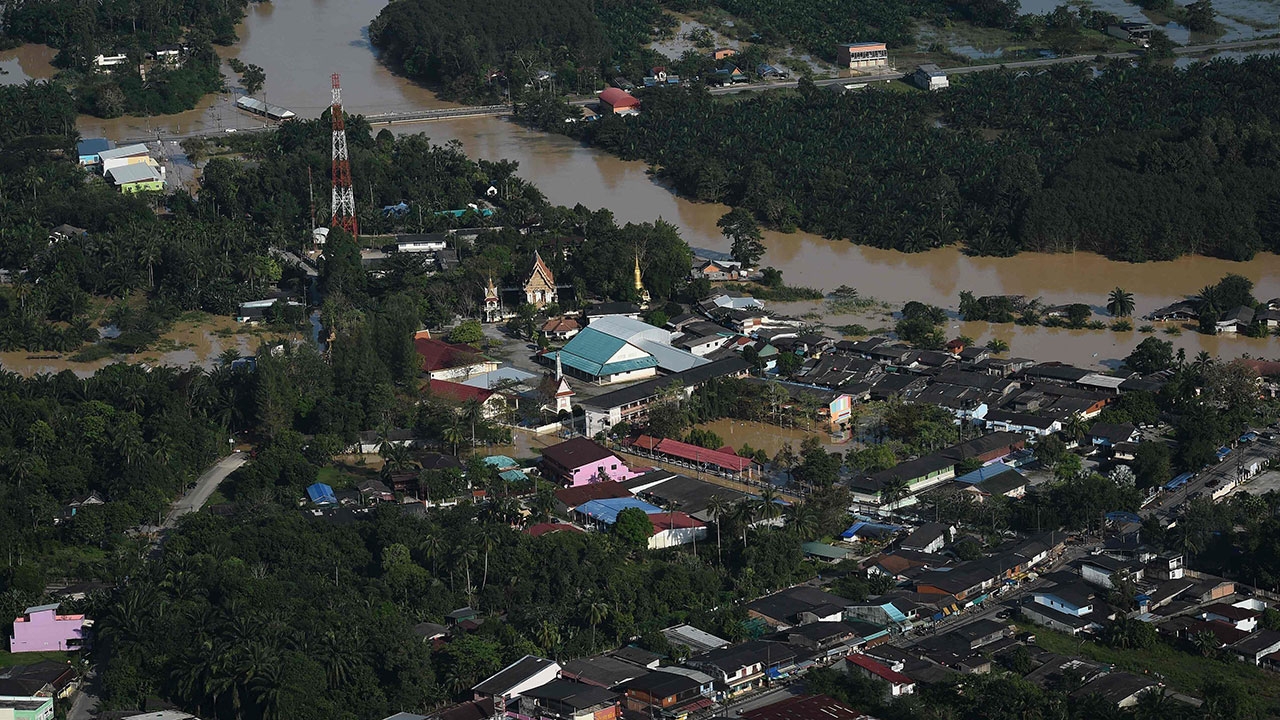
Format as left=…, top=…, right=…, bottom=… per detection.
left=599, top=87, right=640, bottom=114
left=414, top=331, right=496, bottom=379
left=429, top=379, right=506, bottom=418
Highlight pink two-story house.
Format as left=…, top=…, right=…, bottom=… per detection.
left=540, top=437, right=643, bottom=487
left=9, top=603, right=91, bottom=653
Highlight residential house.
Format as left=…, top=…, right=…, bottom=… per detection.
left=955, top=463, right=1028, bottom=502
left=1146, top=300, right=1198, bottom=322
left=620, top=669, right=713, bottom=719
left=235, top=298, right=303, bottom=323
left=912, top=64, right=949, bottom=90
left=540, top=437, right=642, bottom=487
left=1070, top=672, right=1158, bottom=708
left=686, top=640, right=797, bottom=697
left=585, top=302, right=643, bottom=322
left=746, top=586, right=853, bottom=628
left=982, top=410, right=1060, bottom=437
left=662, top=625, right=731, bottom=654
left=580, top=357, right=749, bottom=432
left=900, top=523, right=952, bottom=554
left=846, top=598, right=919, bottom=630
left=843, top=654, right=915, bottom=696
left=76, top=138, right=113, bottom=166
left=559, top=656, right=647, bottom=688
left=0, top=661, right=77, bottom=698
left=712, top=47, right=738, bottom=60
left=306, top=482, right=337, bottom=505
left=107, top=163, right=164, bottom=193
left=518, top=679, right=620, bottom=720
left=357, top=478, right=395, bottom=503
left=1217, top=305, right=1255, bottom=333
left=98, top=143, right=152, bottom=175
left=472, top=655, right=561, bottom=708
left=553, top=481, right=632, bottom=515
left=837, top=42, right=888, bottom=69
left=1088, top=423, right=1138, bottom=448
left=428, top=379, right=509, bottom=420
left=1077, top=555, right=1138, bottom=588
left=598, top=88, right=641, bottom=115
left=414, top=332, right=498, bottom=380
left=542, top=317, right=582, bottom=342
left=1228, top=629, right=1280, bottom=665
left=8, top=604, right=90, bottom=653
left=1200, top=603, right=1260, bottom=632
left=0, top=696, right=53, bottom=720
left=1021, top=584, right=1101, bottom=636
left=851, top=454, right=957, bottom=504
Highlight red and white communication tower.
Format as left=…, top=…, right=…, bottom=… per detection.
left=329, top=73, right=358, bottom=237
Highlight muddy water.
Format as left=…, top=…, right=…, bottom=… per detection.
left=78, top=0, right=457, bottom=140
left=695, top=418, right=830, bottom=457
left=0, top=44, right=56, bottom=85
left=64, top=0, right=1280, bottom=369
left=0, top=316, right=258, bottom=377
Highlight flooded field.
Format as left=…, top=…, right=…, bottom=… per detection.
left=0, top=44, right=55, bottom=85
left=0, top=315, right=260, bottom=377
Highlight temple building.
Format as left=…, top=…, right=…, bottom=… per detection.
left=524, top=251, right=558, bottom=308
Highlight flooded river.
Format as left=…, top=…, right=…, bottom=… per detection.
left=28, top=0, right=1272, bottom=371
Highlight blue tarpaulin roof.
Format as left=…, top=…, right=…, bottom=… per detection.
left=307, top=482, right=337, bottom=505
left=483, top=455, right=518, bottom=469
left=842, top=520, right=903, bottom=539
left=576, top=497, right=663, bottom=524
left=954, top=462, right=1020, bottom=485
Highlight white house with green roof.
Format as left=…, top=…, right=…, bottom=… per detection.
left=546, top=315, right=708, bottom=385
left=546, top=327, right=659, bottom=385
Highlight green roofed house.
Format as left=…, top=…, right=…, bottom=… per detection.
left=801, top=542, right=850, bottom=563
left=0, top=695, right=53, bottom=720
left=546, top=315, right=707, bottom=385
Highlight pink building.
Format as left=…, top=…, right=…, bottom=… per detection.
left=539, top=437, right=643, bottom=487
left=9, top=603, right=91, bottom=653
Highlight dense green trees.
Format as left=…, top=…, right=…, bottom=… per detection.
left=564, top=57, right=1280, bottom=261
left=370, top=0, right=618, bottom=101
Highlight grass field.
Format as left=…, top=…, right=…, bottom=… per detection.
left=1025, top=623, right=1280, bottom=711
left=0, top=649, right=73, bottom=668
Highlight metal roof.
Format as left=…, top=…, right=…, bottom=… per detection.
left=108, top=163, right=162, bottom=185
left=98, top=143, right=150, bottom=160
left=576, top=497, right=663, bottom=524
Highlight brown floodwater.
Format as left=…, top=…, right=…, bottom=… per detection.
left=0, top=316, right=257, bottom=377
left=0, top=44, right=56, bottom=85
left=64, top=0, right=1280, bottom=369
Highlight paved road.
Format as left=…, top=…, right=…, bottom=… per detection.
left=1144, top=436, right=1279, bottom=517
left=66, top=668, right=98, bottom=720
left=121, top=37, right=1280, bottom=144
left=709, top=36, right=1280, bottom=96
left=163, top=452, right=249, bottom=528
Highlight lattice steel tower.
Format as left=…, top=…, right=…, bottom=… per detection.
left=329, top=73, right=358, bottom=237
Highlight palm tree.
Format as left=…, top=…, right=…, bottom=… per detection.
left=1190, top=630, right=1219, bottom=657
left=707, top=494, right=729, bottom=564
left=587, top=601, right=609, bottom=649
left=757, top=486, right=784, bottom=525
left=1106, top=287, right=1135, bottom=317
left=880, top=477, right=909, bottom=509
left=457, top=546, right=479, bottom=597
left=1062, top=414, right=1089, bottom=442
left=536, top=620, right=561, bottom=656
left=479, top=525, right=502, bottom=591
left=459, top=399, right=485, bottom=450
left=785, top=501, right=819, bottom=540
left=417, top=533, right=442, bottom=575
left=442, top=420, right=465, bottom=456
